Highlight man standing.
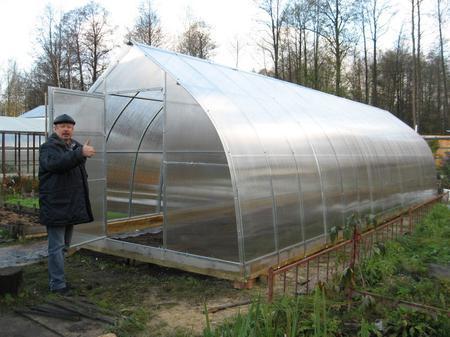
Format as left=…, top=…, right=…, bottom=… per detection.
left=39, top=114, right=95, bottom=294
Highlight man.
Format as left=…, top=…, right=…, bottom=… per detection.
left=39, top=114, right=95, bottom=294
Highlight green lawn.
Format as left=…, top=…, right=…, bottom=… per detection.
left=4, top=195, right=39, bottom=209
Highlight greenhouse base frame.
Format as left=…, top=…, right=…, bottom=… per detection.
left=79, top=192, right=449, bottom=285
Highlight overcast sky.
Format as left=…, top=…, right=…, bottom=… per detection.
left=0, top=0, right=445, bottom=75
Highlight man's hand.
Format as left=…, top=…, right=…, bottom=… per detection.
left=82, top=139, right=96, bottom=158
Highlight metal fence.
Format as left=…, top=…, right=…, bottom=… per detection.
left=1, top=131, right=45, bottom=181
left=267, top=192, right=449, bottom=301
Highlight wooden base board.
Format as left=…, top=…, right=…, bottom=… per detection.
left=107, top=214, right=163, bottom=235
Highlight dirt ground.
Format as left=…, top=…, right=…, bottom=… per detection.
left=0, top=250, right=262, bottom=337
left=0, top=227, right=263, bottom=337
left=0, top=208, right=263, bottom=336
left=0, top=207, right=44, bottom=243
left=0, top=208, right=40, bottom=228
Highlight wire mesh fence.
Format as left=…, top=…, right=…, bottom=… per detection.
left=267, top=192, right=449, bottom=301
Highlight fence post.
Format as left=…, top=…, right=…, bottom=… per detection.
left=350, top=227, right=360, bottom=270
left=1, top=132, right=5, bottom=185
left=268, top=267, right=274, bottom=302
left=408, top=208, right=413, bottom=233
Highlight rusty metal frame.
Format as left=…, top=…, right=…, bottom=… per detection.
left=267, top=192, right=449, bottom=302
left=0, top=131, right=45, bottom=184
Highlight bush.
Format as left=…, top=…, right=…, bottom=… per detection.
left=1, top=175, right=38, bottom=195
left=438, top=154, right=450, bottom=189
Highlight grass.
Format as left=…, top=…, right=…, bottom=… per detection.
left=202, top=204, right=450, bottom=337
left=106, top=211, right=129, bottom=220
left=4, top=195, right=39, bottom=209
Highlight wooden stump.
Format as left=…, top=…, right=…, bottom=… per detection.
left=0, top=267, right=23, bottom=295
left=233, top=278, right=255, bottom=290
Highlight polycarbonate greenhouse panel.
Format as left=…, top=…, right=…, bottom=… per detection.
left=164, top=162, right=239, bottom=261
left=107, top=99, right=163, bottom=152
left=163, top=75, right=239, bottom=261
left=84, top=43, right=436, bottom=280
left=101, top=46, right=165, bottom=94
left=48, top=87, right=106, bottom=247
left=268, top=155, right=303, bottom=250
left=233, top=155, right=276, bottom=261
left=106, top=152, right=134, bottom=217
left=105, top=95, right=134, bottom=133
left=131, top=153, right=162, bottom=216
left=139, top=112, right=163, bottom=152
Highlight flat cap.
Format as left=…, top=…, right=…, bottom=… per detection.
left=53, top=114, right=76, bottom=125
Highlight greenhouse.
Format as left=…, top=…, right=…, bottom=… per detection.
left=47, top=42, right=436, bottom=281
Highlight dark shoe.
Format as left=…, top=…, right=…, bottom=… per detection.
left=51, top=283, right=74, bottom=295
left=51, top=286, right=70, bottom=295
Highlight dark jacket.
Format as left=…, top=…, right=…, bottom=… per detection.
left=39, top=133, right=93, bottom=227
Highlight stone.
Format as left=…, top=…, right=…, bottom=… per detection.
left=0, top=266, right=23, bottom=295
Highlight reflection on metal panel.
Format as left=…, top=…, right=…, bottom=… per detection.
left=164, top=75, right=238, bottom=261
left=106, top=95, right=134, bottom=133
left=49, top=87, right=106, bottom=247
left=107, top=99, right=163, bottom=152
left=131, top=153, right=162, bottom=216
left=104, top=47, right=164, bottom=93
left=268, top=156, right=303, bottom=250
left=233, top=155, right=275, bottom=261
left=107, top=153, right=134, bottom=216
left=165, top=162, right=238, bottom=261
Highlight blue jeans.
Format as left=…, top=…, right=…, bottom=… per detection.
left=46, top=225, right=73, bottom=291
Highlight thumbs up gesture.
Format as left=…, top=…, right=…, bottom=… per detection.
left=82, top=139, right=96, bottom=158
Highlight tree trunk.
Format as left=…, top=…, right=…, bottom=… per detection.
left=411, top=0, right=417, bottom=129
left=416, top=0, right=422, bottom=126
left=437, top=0, right=449, bottom=133
left=362, top=6, right=369, bottom=104
left=303, top=29, right=308, bottom=85
left=334, top=0, right=341, bottom=96
left=371, top=0, right=378, bottom=106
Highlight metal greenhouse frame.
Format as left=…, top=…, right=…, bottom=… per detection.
left=49, top=42, right=436, bottom=282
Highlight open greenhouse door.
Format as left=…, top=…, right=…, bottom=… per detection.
left=47, top=87, right=107, bottom=247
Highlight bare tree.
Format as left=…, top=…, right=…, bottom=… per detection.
left=229, top=36, right=247, bottom=68
left=411, top=0, right=417, bottom=129
left=359, top=0, right=369, bottom=103
left=319, top=0, right=357, bottom=96
left=258, top=0, right=287, bottom=78
left=287, top=0, right=311, bottom=84
left=1, top=60, right=26, bottom=116
left=363, top=0, right=393, bottom=106
left=127, top=0, right=163, bottom=47
left=178, top=20, right=216, bottom=59
left=62, top=7, right=88, bottom=90
left=82, top=1, right=114, bottom=85
left=312, top=0, right=322, bottom=89
left=436, top=0, right=449, bottom=132
left=36, top=5, right=64, bottom=88
left=416, top=0, right=423, bottom=126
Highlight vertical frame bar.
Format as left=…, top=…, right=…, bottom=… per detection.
left=32, top=134, right=36, bottom=180
left=1, top=132, right=5, bottom=183
left=26, top=134, right=30, bottom=173
left=17, top=133, right=21, bottom=178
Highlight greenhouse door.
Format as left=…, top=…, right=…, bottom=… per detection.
left=47, top=87, right=107, bottom=247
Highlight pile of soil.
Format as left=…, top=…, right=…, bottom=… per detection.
left=115, top=228, right=163, bottom=247
left=0, top=208, right=42, bottom=241
left=0, top=208, right=39, bottom=226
